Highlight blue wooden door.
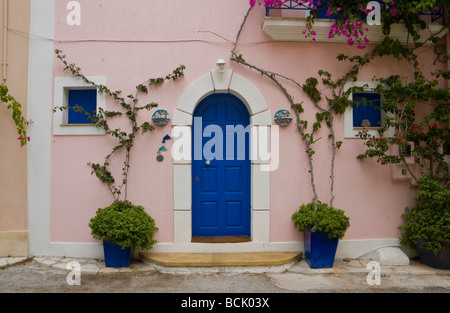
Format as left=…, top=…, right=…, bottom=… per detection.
left=192, top=94, right=251, bottom=237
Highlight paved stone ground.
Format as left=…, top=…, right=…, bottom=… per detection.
left=0, top=256, right=449, bottom=294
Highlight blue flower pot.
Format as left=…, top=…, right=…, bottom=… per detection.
left=304, top=229, right=339, bottom=269
left=417, top=239, right=450, bottom=269
left=103, top=240, right=133, bottom=268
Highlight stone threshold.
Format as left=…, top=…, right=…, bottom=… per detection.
left=191, top=236, right=251, bottom=243
left=139, top=252, right=302, bottom=267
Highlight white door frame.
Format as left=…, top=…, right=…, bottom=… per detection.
left=168, top=69, right=274, bottom=253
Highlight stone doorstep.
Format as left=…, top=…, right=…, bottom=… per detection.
left=139, top=252, right=302, bottom=267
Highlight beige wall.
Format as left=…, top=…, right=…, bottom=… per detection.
left=0, top=0, right=31, bottom=257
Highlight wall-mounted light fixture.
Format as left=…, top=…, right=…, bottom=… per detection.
left=434, top=44, right=446, bottom=65
left=216, top=58, right=226, bottom=73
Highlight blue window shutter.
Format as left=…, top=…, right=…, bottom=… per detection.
left=353, top=96, right=364, bottom=127
left=68, top=89, right=97, bottom=124
left=353, top=93, right=381, bottom=128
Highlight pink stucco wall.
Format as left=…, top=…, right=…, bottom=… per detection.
left=51, top=0, right=444, bottom=245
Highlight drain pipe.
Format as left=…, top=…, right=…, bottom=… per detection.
left=447, top=33, right=450, bottom=89
left=2, top=0, right=7, bottom=82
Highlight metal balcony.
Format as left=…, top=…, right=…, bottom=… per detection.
left=265, top=0, right=446, bottom=24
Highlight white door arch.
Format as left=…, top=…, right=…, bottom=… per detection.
left=169, top=69, right=273, bottom=252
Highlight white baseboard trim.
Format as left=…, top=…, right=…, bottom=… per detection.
left=335, top=238, right=403, bottom=259
left=32, top=242, right=104, bottom=259
left=33, top=238, right=407, bottom=260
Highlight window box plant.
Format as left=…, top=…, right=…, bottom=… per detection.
left=292, top=200, right=350, bottom=268
left=89, top=200, right=158, bottom=267
left=399, top=175, right=450, bottom=269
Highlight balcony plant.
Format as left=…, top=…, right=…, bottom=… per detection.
left=292, top=201, right=350, bottom=268
left=55, top=49, right=185, bottom=267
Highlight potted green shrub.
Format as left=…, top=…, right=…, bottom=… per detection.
left=89, top=200, right=158, bottom=267
left=398, top=175, right=450, bottom=269
left=292, top=200, right=350, bottom=268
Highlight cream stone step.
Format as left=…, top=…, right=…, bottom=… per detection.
left=139, top=252, right=302, bottom=267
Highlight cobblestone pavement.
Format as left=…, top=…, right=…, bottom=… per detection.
left=0, top=256, right=449, bottom=294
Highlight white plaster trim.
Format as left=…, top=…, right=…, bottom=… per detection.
left=210, top=69, right=233, bottom=93
left=172, top=70, right=272, bottom=126
left=343, top=81, right=395, bottom=139
left=176, top=73, right=214, bottom=117
left=53, top=76, right=107, bottom=136
left=251, top=109, right=272, bottom=126
left=27, top=0, right=55, bottom=257
left=335, top=238, right=404, bottom=259
left=172, top=70, right=272, bottom=252
left=262, top=17, right=448, bottom=45
left=229, top=73, right=268, bottom=116
left=32, top=243, right=104, bottom=259
left=147, top=238, right=403, bottom=259
left=173, top=164, right=191, bottom=210
left=35, top=238, right=406, bottom=260
left=172, top=109, right=193, bottom=126
left=251, top=164, right=270, bottom=210
left=250, top=126, right=271, bottom=164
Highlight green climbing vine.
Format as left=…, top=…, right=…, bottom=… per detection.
left=0, top=84, right=31, bottom=147
left=55, top=49, right=185, bottom=201
left=231, top=1, right=449, bottom=212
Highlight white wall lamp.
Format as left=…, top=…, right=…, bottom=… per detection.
left=434, top=44, right=446, bottom=65
left=216, top=58, right=227, bottom=73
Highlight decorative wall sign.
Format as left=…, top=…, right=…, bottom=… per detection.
left=162, top=134, right=172, bottom=143
left=152, top=109, right=170, bottom=127
left=274, top=109, right=293, bottom=127
left=157, top=146, right=167, bottom=154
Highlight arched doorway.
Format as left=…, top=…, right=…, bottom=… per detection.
left=170, top=69, right=273, bottom=252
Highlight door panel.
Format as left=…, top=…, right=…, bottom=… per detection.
left=225, top=166, right=241, bottom=192
left=201, top=166, right=218, bottom=192
left=201, top=201, right=218, bottom=227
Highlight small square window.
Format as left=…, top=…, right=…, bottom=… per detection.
left=343, top=82, right=394, bottom=139
left=53, top=76, right=106, bottom=136
left=68, top=89, right=97, bottom=124
left=352, top=93, right=381, bottom=128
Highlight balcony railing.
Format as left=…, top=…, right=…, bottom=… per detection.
left=265, top=0, right=446, bottom=24
left=265, top=0, right=312, bottom=17
left=420, top=5, right=446, bottom=24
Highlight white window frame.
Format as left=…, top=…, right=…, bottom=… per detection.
left=53, top=77, right=107, bottom=136
left=344, top=81, right=394, bottom=139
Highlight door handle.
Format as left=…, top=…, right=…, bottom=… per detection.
left=195, top=177, right=200, bottom=182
